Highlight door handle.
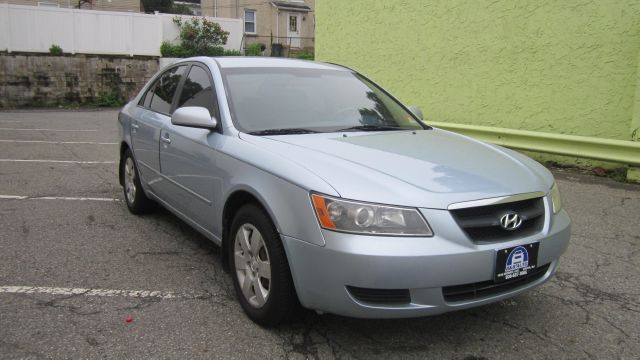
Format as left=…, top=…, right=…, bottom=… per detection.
left=160, top=134, right=171, bottom=144
left=131, top=123, right=139, bottom=129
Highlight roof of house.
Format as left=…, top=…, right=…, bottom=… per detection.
left=271, top=1, right=312, bottom=12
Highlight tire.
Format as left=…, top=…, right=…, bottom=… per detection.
left=229, top=204, right=298, bottom=326
left=121, top=149, right=153, bottom=214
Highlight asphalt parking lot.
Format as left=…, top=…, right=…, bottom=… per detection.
left=0, top=109, right=638, bottom=359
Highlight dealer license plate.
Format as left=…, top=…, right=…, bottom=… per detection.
left=495, top=243, right=539, bottom=283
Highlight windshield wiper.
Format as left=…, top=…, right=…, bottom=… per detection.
left=247, top=128, right=320, bottom=136
left=337, top=124, right=408, bottom=132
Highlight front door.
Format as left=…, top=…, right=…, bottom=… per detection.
left=287, top=13, right=301, bottom=48
left=159, top=64, right=223, bottom=234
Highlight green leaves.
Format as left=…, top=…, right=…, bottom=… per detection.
left=169, top=16, right=230, bottom=57
left=49, top=44, right=63, bottom=56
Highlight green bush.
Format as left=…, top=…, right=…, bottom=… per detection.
left=49, top=44, right=63, bottom=56
left=223, top=49, right=242, bottom=56
left=161, top=41, right=224, bottom=57
left=93, top=91, right=123, bottom=107
left=161, top=41, right=186, bottom=57
left=245, top=43, right=264, bottom=56
left=290, top=51, right=314, bottom=61
left=170, top=16, right=229, bottom=57
left=202, top=46, right=224, bottom=56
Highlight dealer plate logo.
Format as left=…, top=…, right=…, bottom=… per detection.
left=495, top=243, right=538, bottom=282
left=505, top=246, right=529, bottom=272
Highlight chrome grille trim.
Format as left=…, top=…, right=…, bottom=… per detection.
left=447, top=191, right=546, bottom=210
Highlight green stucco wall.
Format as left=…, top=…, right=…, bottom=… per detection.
left=316, top=1, right=640, bottom=143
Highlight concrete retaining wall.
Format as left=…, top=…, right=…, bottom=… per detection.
left=0, top=53, right=159, bottom=108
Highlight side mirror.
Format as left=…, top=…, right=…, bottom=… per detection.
left=408, top=105, right=424, bottom=120
left=171, top=106, right=217, bottom=130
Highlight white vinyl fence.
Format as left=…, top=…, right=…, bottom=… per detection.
left=0, top=4, right=242, bottom=56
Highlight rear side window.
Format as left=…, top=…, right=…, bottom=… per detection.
left=176, top=66, right=219, bottom=118
left=140, top=65, right=186, bottom=114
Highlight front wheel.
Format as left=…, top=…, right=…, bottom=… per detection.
left=121, top=149, right=153, bottom=214
left=229, top=204, right=298, bottom=326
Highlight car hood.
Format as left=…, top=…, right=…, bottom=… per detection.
left=239, top=129, right=553, bottom=209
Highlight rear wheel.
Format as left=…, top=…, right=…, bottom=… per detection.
left=229, top=204, right=298, bottom=326
left=121, top=149, right=153, bottom=214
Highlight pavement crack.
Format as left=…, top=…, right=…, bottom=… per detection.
left=118, top=296, right=162, bottom=311
left=29, top=292, right=104, bottom=316
left=554, top=272, right=640, bottom=309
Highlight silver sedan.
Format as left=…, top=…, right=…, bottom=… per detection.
left=117, top=57, right=570, bottom=326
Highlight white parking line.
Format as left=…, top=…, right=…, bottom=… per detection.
left=0, top=128, right=98, bottom=132
left=0, top=195, right=120, bottom=201
left=0, top=140, right=117, bottom=145
left=0, top=159, right=116, bottom=164
left=0, top=286, right=205, bottom=300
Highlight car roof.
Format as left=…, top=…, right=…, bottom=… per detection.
left=208, top=57, right=349, bottom=71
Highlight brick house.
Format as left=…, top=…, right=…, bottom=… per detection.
left=201, top=0, right=314, bottom=55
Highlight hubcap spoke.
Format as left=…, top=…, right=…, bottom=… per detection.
left=253, top=277, right=266, bottom=306
left=241, top=272, right=253, bottom=300
left=257, top=259, right=271, bottom=279
left=234, top=251, right=248, bottom=270
left=249, top=230, right=262, bottom=254
left=238, top=228, right=251, bottom=253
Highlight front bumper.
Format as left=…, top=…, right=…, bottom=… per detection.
left=282, top=203, right=571, bottom=318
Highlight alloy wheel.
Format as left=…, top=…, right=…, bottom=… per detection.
left=124, top=157, right=137, bottom=205
left=234, top=223, right=272, bottom=308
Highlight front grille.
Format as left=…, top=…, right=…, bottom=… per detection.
left=450, top=197, right=545, bottom=242
left=442, top=263, right=550, bottom=302
left=346, top=286, right=411, bottom=304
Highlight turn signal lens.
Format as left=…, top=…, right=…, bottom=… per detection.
left=311, top=194, right=337, bottom=229
left=310, top=193, right=433, bottom=236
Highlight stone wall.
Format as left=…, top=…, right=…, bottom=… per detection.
left=0, top=53, right=159, bottom=108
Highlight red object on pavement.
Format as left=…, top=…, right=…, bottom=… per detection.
left=125, top=315, right=134, bottom=323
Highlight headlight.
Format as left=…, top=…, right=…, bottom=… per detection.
left=550, top=182, right=562, bottom=214
left=310, top=193, right=433, bottom=236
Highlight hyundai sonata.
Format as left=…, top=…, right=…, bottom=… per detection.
left=117, top=57, right=570, bottom=326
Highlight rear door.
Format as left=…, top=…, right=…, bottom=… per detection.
left=158, top=63, right=223, bottom=233
left=132, top=65, right=187, bottom=191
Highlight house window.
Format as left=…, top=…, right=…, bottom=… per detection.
left=244, top=10, right=256, bottom=33
left=289, top=15, right=297, bottom=32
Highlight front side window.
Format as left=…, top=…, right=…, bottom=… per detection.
left=222, top=68, right=425, bottom=133
left=176, top=66, right=218, bottom=118
left=144, top=65, right=187, bottom=115
left=244, top=10, right=256, bottom=33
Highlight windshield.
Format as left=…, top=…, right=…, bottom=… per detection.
left=221, top=68, right=425, bottom=134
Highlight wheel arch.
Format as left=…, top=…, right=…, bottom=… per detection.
left=221, top=188, right=280, bottom=272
